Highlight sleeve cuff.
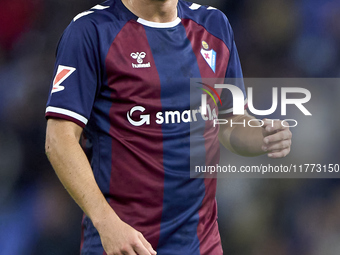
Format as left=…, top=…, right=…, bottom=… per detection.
left=45, top=106, right=88, bottom=128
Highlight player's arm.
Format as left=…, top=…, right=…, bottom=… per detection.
left=45, top=118, right=157, bottom=255
left=218, top=111, right=292, bottom=158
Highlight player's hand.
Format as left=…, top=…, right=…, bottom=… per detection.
left=95, top=211, right=157, bottom=255
left=261, top=119, right=292, bottom=158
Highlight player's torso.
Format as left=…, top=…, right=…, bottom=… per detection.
left=90, top=9, right=231, bottom=158
left=80, top=2, right=230, bottom=254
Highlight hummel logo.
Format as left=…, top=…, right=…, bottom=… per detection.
left=131, top=52, right=151, bottom=68
left=131, top=52, right=146, bottom=63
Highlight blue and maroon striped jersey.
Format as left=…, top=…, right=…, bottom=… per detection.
left=46, top=0, right=246, bottom=254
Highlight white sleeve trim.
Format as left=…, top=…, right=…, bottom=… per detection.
left=189, top=3, right=201, bottom=10
left=219, top=98, right=248, bottom=115
left=46, top=106, right=88, bottom=125
left=91, top=5, right=110, bottom=10
left=73, top=11, right=94, bottom=22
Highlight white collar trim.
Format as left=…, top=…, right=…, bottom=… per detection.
left=137, top=17, right=181, bottom=28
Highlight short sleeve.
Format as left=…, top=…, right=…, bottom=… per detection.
left=218, top=17, right=247, bottom=118
left=45, top=18, right=100, bottom=128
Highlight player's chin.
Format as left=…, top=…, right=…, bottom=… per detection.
left=267, top=148, right=290, bottom=159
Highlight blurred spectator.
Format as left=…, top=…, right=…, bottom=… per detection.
left=0, top=0, right=42, bottom=53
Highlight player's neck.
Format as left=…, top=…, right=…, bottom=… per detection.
left=121, top=0, right=178, bottom=23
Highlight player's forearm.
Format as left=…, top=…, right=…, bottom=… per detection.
left=218, top=114, right=265, bottom=157
left=45, top=123, right=118, bottom=227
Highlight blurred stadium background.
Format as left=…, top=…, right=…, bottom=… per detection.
left=0, top=0, right=339, bottom=254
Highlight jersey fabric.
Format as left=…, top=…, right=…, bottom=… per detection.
left=45, top=1, right=246, bottom=254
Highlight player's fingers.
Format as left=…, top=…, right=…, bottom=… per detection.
left=263, top=129, right=292, bottom=145
left=262, top=119, right=289, bottom=134
left=118, top=245, right=137, bottom=255
left=262, top=139, right=291, bottom=152
left=133, top=244, right=151, bottom=255
left=138, top=233, right=157, bottom=255
left=131, top=236, right=153, bottom=255
left=267, top=148, right=291, bottom=158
